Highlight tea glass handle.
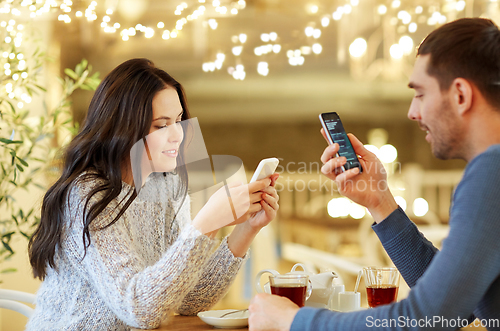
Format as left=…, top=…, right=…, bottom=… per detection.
left=305, top=279, right=313, bottom=301
left=255, top=269, right=279, bottom=294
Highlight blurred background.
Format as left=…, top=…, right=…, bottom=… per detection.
left=1, top=0, right=499, bottom=329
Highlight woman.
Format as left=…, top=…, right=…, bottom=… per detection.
left=27, top=58, right=279, bottom=330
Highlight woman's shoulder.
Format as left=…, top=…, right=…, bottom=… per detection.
left=66, top=170, right=134, bottom=228
left=69, top=170, right=103, bottom=198
left=67, top=170, right=133, bottom=210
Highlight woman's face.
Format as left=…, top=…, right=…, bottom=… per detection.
left=144, top=86, right=184, bottom=173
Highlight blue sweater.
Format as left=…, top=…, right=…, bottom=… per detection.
left=291, top=145, right=500, bottom=330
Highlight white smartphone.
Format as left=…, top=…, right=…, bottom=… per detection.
left=250, top=157, right=280, bottom=183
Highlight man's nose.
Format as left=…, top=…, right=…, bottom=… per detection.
left=407, top=99, right=421, bottom=121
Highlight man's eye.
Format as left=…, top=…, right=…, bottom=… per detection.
left=414, top=95, right=423, bottom=99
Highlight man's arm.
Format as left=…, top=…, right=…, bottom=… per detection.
left=372, top=207, right=439, bottom=287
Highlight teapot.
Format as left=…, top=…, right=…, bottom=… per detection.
left=255, top=263, right=338, bottom=308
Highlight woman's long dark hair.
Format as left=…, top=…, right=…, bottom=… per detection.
left=29, top=58, right=191, bottom=280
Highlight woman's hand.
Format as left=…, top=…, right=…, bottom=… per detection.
left=245, top=173, right=280, bottom=230
left=192, top=176, right=276, bottom=235
left=320, top=130, right=398, bottom=223
left=226, top=173, right=279, bottom=257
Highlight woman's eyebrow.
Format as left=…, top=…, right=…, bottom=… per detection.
left=152, top=116, right=170, bottom=121
left=152, top=111, right=183, bottom=121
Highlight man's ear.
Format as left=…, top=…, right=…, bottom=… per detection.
left=450, top=78, right=473, bottom=116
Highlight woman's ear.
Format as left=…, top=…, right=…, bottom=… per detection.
left=451, top=78, right=473, bottom=116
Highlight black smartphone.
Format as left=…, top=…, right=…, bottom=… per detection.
left=319, top=112, right=362, bottom=173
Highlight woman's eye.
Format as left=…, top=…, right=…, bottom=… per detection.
left=156, top=125, right=167, bottom=129
left=414, top=95, right=423, bottom=99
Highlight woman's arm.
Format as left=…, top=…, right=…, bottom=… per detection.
left=176, top=174, right=279, bottom=314
left=176, top=236, right=247, bottom=315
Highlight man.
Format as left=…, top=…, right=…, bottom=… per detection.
left=248, top=18, right=500, bottom=331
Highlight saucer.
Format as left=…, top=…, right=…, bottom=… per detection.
left=197, top=309, right=249, bottom=329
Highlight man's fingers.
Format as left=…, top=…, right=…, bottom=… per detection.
left=335, top=167, right=360, bottom=185
left=320, top=128, right=329, bottom=142
left=320, top=143, right=340, bottom=164
left=321, top=156, right=347, bottom=176
left=347, top=133, right=374, bottom=159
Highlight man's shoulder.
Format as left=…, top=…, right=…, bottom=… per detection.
left=454, top=144, right=500, bottom=199
left=482, top=144, right=500, bottom=157
left=465, top=144, right=500, bottom=173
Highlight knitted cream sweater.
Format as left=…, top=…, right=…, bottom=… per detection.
left=26, top=172, right=246, bottom=330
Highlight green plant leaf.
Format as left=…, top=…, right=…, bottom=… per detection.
left=16, top=156, right=29, bottom=167
left=6, top=101, right=16, bottom=114
left=80, top=84, right=93, bottom=91
left=64, top=68, right=79, bottom=80
left=34, top=182, right=46, bottom=190
left=1, top=241, right=14, bottom=254
left=0, top=138, right=22, bottom=145
left=2, top=232, right=15, bottom=240
left=1, top=268, right=17, bottom=274
left=20, top=231, right=31, bottom=240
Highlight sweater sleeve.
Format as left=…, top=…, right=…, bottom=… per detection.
left=372, top=207, right=438, bottom=288
left=171, top=178, right=248, bottom=315
left=291, top=147, right=500, bottom=330
left=65, top=180, right=219, bottom=329
left=177, top=236, right=247, bottom=315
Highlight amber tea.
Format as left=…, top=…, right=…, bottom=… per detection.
left=270, top=284, right=308, bottom=307
left=366, top=285, right=398, bottom=307
left=363, top=267, right=400, bottom=308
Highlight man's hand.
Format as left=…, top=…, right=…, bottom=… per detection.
left=248, top=293, right=299, bottom=331
left=320, top=130, right=398, bottom=223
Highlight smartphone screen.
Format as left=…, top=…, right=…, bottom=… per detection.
left=319, top=112, right=362, bottom=172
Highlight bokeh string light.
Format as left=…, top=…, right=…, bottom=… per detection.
left=0, top=16, right=35, bottom=109
left=0, top=0, right=499, bottom=81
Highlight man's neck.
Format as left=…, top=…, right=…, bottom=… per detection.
left=465, top=107, right=500, bottom=162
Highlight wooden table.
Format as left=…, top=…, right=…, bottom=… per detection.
left=130, top=313, right=488, bottom=331
left=131, top=315, right=249, bottom=331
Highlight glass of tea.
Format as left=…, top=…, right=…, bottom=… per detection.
left=363, top=267, right=400, bottom=308
left=269, top=274, right=312, bottom=307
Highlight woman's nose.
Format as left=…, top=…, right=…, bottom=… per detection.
left=167, top=122, right=184, bottom=143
